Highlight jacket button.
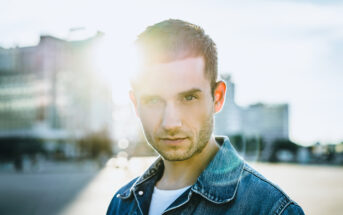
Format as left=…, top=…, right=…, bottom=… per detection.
left=116, top=194, right=120, bottom=198
left=138, top=190, right=144, bottom=196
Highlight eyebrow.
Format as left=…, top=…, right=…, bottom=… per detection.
left=178, top=88, right=202, bottom=96
left=140, top=88, right=202, bottom=99
left=140, top=94, right=161, bottom=100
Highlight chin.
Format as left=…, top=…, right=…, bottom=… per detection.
left=159, top=150, right=195, bottom=162
left=162, top=155, right=193, bottom=162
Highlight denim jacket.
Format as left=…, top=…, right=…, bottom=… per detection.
left=107, top=136, right=304, bottom=215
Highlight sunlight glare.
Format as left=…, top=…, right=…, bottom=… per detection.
left=92, top=35, right=138, bottom=105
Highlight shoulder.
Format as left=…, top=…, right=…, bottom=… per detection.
left=106, top=177, right=139, bottom=215
left=241, top=163, right=288, bottom=198
left=235, top=163, right=304, bottom=215
left=281, top=203, right=305, bottom=215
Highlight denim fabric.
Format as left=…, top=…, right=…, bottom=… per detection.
left=107, top=136, right=304, bottom=215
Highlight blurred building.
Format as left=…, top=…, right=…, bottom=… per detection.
left=242, top=103, right=289, bottom=143
left=0, top=33, right=113, bottom=158
left=215, top=75, right=289, bottom=159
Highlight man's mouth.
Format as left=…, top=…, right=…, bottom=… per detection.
left=159, top=137, right=188, bottom=145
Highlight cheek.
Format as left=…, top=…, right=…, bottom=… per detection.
left=181, top=100, right=213, bottom=127
left=139, top=108, right=162, bottom=131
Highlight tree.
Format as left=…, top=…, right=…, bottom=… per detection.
left=269, top=139, right=299, bottom=162
left=77, top=129, right=113, bottom=159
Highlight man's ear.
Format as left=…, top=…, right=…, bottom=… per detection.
left=129, top=90, right=140, bottom=118
left=213, top=81, right=226, bottom=113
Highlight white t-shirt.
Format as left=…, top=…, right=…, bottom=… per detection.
left=148, top=186, right=191, bottom=215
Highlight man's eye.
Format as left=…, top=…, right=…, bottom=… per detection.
left=184, top=95, right=197, bottom=101
left=147, top=97, right=161, bottom=104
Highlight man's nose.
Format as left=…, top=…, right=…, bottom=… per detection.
left=161, top=103, right=182, bottom=131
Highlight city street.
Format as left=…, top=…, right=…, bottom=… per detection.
left=1, top=157, right=342, bottom=215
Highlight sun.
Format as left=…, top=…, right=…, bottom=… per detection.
left=91, top=35, right=139, bottom=105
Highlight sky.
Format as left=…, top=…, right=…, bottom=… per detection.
left=0, top=0, right=342, bottom=145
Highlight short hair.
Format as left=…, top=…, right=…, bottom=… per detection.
left=134, top=19, right=218, bottom=94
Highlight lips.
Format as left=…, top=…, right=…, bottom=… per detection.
left=159, top=137, right=188, bottom=145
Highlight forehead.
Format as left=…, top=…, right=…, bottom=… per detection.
left=135, top=57, right=210, bottom=96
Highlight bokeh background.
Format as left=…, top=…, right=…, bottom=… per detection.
left=0, top=0, right=342, bottom=214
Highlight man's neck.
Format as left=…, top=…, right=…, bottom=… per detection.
left=155, top=136, right=219, bottom=190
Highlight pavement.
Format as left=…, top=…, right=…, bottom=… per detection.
left=0, top=157, right=342, bottom=215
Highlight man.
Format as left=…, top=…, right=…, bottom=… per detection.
left=107, top=19, right=304, bottom=215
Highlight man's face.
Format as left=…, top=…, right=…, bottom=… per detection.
left=131, top=57, right=215, bottom=161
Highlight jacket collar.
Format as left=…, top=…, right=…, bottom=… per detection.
left=117, top=157, right=163, bottom=199
left=192, top=136, right=245, bottom=203
left=119, top=136, right=244, bottom=204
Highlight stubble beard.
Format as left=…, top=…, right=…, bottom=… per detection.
left=144, top=114, right=214, bottom=162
